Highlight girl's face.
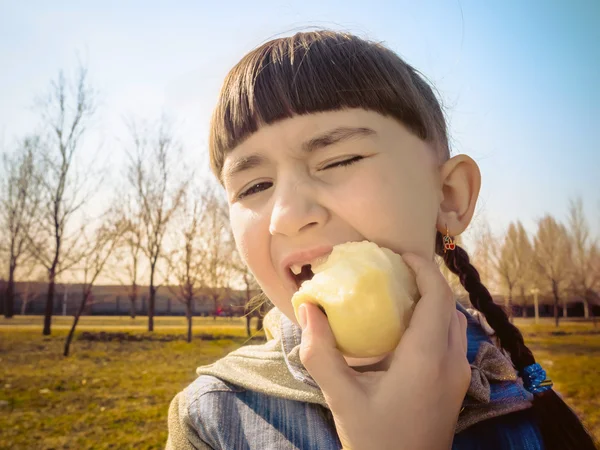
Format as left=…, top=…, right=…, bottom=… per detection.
left=222, top=108, right=479, bottom=366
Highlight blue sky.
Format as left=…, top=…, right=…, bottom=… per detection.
left=1, top=0, right=599, bottom=243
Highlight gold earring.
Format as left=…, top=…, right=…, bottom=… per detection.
left=443, top=224, right=455, bottom=253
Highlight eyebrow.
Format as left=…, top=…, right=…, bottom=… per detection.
left=223, top=126, right=376, bottom=183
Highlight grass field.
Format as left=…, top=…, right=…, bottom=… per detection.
left=1, top=316, right=598, bottom=449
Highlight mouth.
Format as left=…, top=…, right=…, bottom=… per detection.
left=289, top=263, right=329, bottom=318
left=290, top=264, right=315, bottom=290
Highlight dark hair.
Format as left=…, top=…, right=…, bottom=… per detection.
left=209, top=30, right=597, bottom=449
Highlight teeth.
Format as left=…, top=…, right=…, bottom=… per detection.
left=289, top=255, right=329, bottom=276
left=290, top=264, right=305, bottom=275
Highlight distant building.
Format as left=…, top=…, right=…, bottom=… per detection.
left=6, top=282, right=599, bottom=318
left=457, top=293, right=600, bottom=318
left=10, top=282, right=259, bottom=317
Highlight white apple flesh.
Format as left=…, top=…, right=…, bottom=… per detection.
left=291, top=240, right=420, bottom=358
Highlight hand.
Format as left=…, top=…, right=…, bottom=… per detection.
left=297, top=252, right=470, bottom=450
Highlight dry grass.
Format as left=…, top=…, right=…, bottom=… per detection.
left=0, top=316, right=264, bottom=450
left=0, top=316, right=598, bottom=448
left=515, top=319, right=600, bottom=442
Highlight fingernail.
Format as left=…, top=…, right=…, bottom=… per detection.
left=298, top=304, right=307, bottom=330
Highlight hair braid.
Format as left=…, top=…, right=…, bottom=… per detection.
left=434, top=231, right=534, bottom=370
left=435, top=231, right=598, bottom=449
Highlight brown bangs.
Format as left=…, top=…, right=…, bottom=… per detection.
left=209, top=30, right=450, bottom=183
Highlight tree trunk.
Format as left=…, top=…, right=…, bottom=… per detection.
left=520, top=287, right=527, bottom=318
left=186, top=301, right=192, bottom=343
left=0, top=283, right=4, bottom=317
left=43, top=268, right=56, bottom=335
left=552, top=280, right=560, bottom=327
left=583, top=298, right=590, bottom=319
left=563, top=299, right=568, bottom=318
left=149, top=286, right=156, bottom=331
left=129, top=291, right=136, bottom=319
left=4, top=264, right=16, bottom=319
left=0, top=280, right=4, bottom=316
left=131, top=256, right=138, bottom=319
left=246, top=315, right=252, bottom=337
left=148, top=268, right=156, bottom=332
left=64, top=289, right=90, bottom=357
left=507, top=289, right=513, bottom=323
left=586, top=290, right=596, bottom=327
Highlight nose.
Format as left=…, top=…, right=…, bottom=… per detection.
left=269, top=177, right=328, bottom=237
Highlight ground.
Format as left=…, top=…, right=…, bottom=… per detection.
left=0, top=315, right=598, bottom=449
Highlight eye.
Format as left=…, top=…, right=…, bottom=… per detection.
left=237, top=181, right=272, bottom=200
left=322, top=156, right=364, bottom=170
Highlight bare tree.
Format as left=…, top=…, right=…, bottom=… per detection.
left=533, top=215, right=572, bottom=327
left=492, top=222, right=539, bottom=321
left=1, top=136, right=41, bottom=318
left=468, top=218, right=500, bottom=297
left=19, top=280, right=33, bottom=315
left=109, top=195, right=145, bottom=319
left=124, top=210, right=144, bottom=319
left=27, top=66, right=97, bottom=335
left=127, top=117, right=186, bottom=332
left=512, top=221, right=537, bottom=317
left=201, top=187, right=232, bottom=319
left=166, top=196, right=205, bottom=342
left=565, top=196, right=599, bottom=319
left=589, top=246, right=600, bottom=327
left=229, top=243, right=262, bottom=336
left=64, top=216, right=126, bottom=356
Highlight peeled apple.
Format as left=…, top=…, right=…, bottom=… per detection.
left=291, top=240, right=420, bottom=358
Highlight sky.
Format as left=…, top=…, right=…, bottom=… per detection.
left=1, top=0, right=599, bottom=247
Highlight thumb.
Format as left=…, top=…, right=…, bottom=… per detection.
left=297, top=302, right=360, bottom=409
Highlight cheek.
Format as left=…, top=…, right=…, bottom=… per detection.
left=336, top=166, right=437, bottom=251
left=230, top=208, right=272, bottom=281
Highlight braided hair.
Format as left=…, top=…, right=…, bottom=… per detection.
left=436, top=231, right=598, bottom=449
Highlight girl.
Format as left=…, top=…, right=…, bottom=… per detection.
left=167, top=30, right=597, bottom=449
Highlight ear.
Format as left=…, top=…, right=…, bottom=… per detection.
left=435, top=154, right=481, bottom=236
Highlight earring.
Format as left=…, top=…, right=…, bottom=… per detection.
left=443, top=224, right=455, bottom=253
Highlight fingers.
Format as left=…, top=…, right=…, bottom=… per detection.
left=448, top=310, right=472, bottom=393
left=297, top=302, right=360, bottom=410
left=458, top=311, right=468, bottom=355
left=401, top=252, right=456, bottom=353
left=449, top=310, right=468, bottom=357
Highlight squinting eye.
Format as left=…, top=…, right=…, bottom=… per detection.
left=237, top=181, right=272, bottom=200
left=323, top=156, right=364, bottom=170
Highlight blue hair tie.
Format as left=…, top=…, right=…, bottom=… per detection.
left=521, top=363, right=553, bottom=394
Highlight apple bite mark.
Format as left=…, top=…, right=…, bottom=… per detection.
left=290, top=265, right=329, bottom=317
